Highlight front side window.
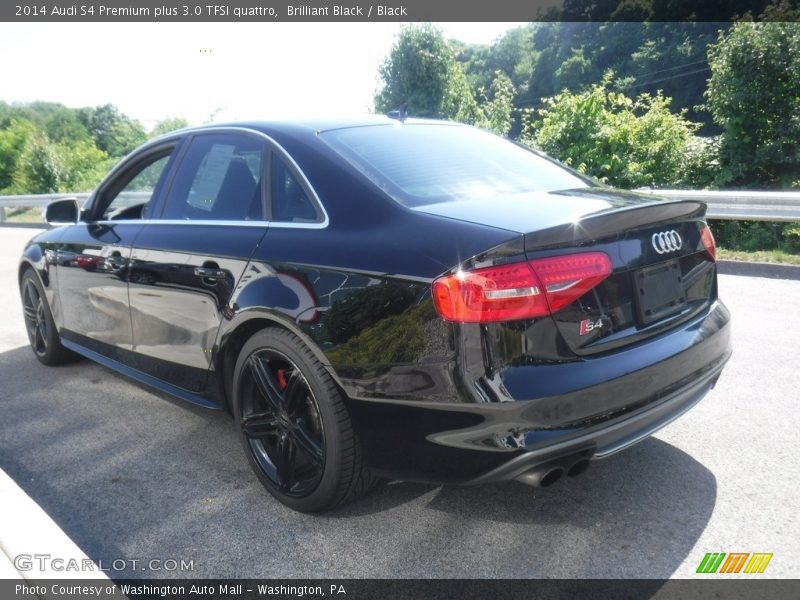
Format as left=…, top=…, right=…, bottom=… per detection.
left=320, top=123, right=590, bottom=208
left=101, top=153, right=173, bottom=220
left=161, top=134, right=264, bottom=221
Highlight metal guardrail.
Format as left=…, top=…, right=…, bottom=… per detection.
left=0, top=192, right=147, bottom=224
left=0, top=193, right=91, bottom=209
left=637, top=189, right=800, bottom=222
left=1, top=189, right=799, bottom=224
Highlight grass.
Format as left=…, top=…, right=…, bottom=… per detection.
left=2, top=207, right=44, bottom=223
left=717, top=248, right=800, bottom=265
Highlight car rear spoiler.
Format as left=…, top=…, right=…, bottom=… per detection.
left=524, top=199, right=707, bottom=252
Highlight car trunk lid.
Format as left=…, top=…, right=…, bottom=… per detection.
left=421, top=187, right=716, bottom=355
left=521, top=191, right=715, bottom=355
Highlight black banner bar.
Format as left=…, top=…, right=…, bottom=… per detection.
left=3, top=579, right=800, bottom=600
left=0, top=0, right=781, bottom=23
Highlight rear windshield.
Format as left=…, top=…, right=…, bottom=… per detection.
left=320, top=123, right=590, bottom=207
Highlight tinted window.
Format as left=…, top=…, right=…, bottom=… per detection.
left=270, top=154, right=319, bottom=223
left=161, top=134, right=264, bottom=221
left=320, top=124, right=589, bottom=207
left=101, top=154, right=172, bottom=220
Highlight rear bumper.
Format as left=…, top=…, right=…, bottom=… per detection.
left=466, top=354, right=725, bottom=484
left=343, top=300, right=731, bottom=484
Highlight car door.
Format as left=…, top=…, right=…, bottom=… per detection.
left=127, top=130, right=269, bottom=393
left=56, top=141, right=181, bottom=358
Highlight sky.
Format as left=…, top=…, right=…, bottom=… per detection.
left=0, top=22, right=519, bottom=128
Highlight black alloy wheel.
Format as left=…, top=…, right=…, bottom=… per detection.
left=20, top=270, right=73, bottom=366
left=240, top=348, right=326, bottom=497
left=232, top=327, right=376, bottom=512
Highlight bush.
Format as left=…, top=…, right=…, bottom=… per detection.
left=706, top=19, right=800, bottom=188
left=710, top=220, right=800, bottom=254
left=679, top=135, right=721, bottom=189
left=783, top=224, right=800, bottom=253
left=523, top=77, right=702, bottom=189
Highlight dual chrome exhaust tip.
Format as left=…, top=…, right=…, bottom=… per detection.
left=514, top=454, right=593, bottom=488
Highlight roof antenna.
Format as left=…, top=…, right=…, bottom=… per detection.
left=387, top=103, right=408, bottom=122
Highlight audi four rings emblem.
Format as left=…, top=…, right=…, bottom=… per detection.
left=651, top=230, right=683, bottom=254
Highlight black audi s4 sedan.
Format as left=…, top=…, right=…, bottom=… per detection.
left=19, top=117, right=731, bottom=512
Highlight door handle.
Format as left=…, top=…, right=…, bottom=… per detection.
left=194, top=267, right=227, bottom=280
left=106, top=252, right=127, bottom=271
left=107, top=258, right=126, bottom=269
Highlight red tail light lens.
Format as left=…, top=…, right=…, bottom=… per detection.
left=700, top=225, right=716, bottom=262
left=432, top=252, right=612, bottom=323
left=531, top=252, right=614, bottom=312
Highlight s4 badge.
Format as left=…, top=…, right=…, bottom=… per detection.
left=579, top=317, right=603, bottom=336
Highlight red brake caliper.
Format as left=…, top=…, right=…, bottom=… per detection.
left=276, top=368, right=288, bottom=391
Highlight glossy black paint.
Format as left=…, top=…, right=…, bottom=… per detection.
left=19, top=117, right=732, bottom=485
left=128, top=223, right=266, bottom=392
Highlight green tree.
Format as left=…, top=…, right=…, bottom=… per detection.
left=458, top=20, right=728, bottom=135
left=151, top=117, right=189, bottom=137
left=0, top=118, right=35, bottom=191
left=10, top=132, right=111, bottom=194
left=375, top=25, right=516, bottom=135
left=526, top=77, right=702, bottom=189
left=15, top=133, right=65, bottom=193
left=59, top=139, right=113, bottom=192
left=475, top=71, right=516, bottom=136
left=375, top=24, right=465, bottom=118
left=78, top=104, right=147, bottom=157
left=705, top=16, right=800, bottom=187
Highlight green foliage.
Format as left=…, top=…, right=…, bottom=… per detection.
left=784, top=223, right=800, bottom=253
left=0, top=101, right=185, bottom=195
left=151, top=118, right=189, bottom=137
left=59, top=139, right=114, bottom=192
left=475, top=71, right=516, bottom=137
left=374, top=25, right=516, bottom=135
left=711, top=219, right=800, bottom=254
left=440, top=58, right=484, bottom=125
left=525, top=79, right=701, bottom=188
left=0, top=119, right=35, bottom=190
left=474, top=21, right=727, bottom=136
left=554, top=47, right=595, bottom=91
left=11, top=133, right=112, bottom=194
left=375, top=24, right=457, bottom=118
left=78, top=104, right=147, bottom=157
left=15, top=133, right=64, bottom=193
left=679, top=135, right=721, bottom=189
left=457, top=24, right=536, bottom=108
left=705, top=18, right=800, bottom=187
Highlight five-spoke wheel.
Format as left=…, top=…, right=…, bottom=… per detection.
left=233, top=327, right=376, bottom=512
left=22, top=276, right=49, bottom=357
left=240, top=349, right=326, bottom=497
left=20, top=270, right=73, bottom=366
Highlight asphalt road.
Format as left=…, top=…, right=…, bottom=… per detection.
left=1, top=227, right=798, bottom=579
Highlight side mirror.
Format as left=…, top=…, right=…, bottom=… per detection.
left=45, top=198, right=80, bottom=225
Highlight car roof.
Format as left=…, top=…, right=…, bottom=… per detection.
left=162, top=116, right=463, bottom=142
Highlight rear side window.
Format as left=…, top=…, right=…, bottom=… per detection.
left=161, top=134, right=264, bottom=221
left=270, top=154, right=319, bottom=223
left=320, top=124, right=589, bottom=208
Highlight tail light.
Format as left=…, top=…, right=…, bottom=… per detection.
left=700, top=225, right=716, bottom=262
left=432, top=252, right=612, bottom=323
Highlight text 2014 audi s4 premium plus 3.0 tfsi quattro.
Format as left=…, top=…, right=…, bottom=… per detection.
left=19, top=117, right=731, bottom=512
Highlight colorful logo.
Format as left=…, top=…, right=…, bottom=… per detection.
left=696, top=552, right=773, bottom=574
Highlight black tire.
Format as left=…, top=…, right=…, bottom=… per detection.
left=232, top=327, right=376, bottom=512
left=20, top=270, right=75, bottom=366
